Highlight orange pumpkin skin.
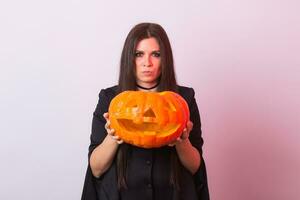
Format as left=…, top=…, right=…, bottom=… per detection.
left=108, top=91, right=190, bottom=148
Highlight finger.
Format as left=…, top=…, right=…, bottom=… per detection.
left=105, top=120, right=111, bottom=130
left=116, top=139, right=124, bottom=144
left=168, top=139, right=177, bottom=146
left=111, top=135, right=120, bottom=140
left=177, top=137, right=183, bottom=142
left=180, top=128, right=187, bottom=138
left=168, top=142, right=176, bottom=146
left=111, top=135, right=124, bottom=144
left=107, top=128, right=115, bottom=136
left=103, top=112, right=109, bottom=120
left=181, top=134, right=188, bottom=140
left=187, top=121, right=193, bottom=132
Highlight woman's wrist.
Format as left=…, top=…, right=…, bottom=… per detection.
left=175, top=138, right=191, bottom=149
left=106, top=134, right=122, bottom=146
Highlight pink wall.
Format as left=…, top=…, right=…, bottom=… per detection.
left=177, top=1, right=300, bottom=199
left=1, top=0, right=299, bottom=199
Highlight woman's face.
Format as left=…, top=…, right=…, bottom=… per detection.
left=135, top=37, right=161, bottom=88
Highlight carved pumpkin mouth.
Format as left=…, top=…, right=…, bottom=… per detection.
left=117, top=119, right=180, bottom=136
left=115, top=107, right=180, bottom=136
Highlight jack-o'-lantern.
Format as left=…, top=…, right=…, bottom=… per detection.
left=108, top=91, right=190, bottom=148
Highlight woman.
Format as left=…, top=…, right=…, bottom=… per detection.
left=81, top=23, right=209, bottom=200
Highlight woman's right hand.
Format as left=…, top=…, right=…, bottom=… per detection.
left=103, top=112, right=124, bottom=144
left=90, top=112, right=123, bottom=177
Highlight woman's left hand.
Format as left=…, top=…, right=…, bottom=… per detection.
left=168, top=121, right=193, bottom=146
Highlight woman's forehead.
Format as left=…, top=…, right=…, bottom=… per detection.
left=136, top=37, right=160, bottom=51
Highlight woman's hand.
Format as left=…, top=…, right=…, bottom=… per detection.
left=90, top=112, right=123, bottom=177
left=168, top=121, right=193, bottom=146
left=170, top=120, right=201, bottom=174
left=103, top=112, right=123, bottom=144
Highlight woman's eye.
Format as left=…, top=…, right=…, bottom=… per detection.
left=135, top=52, right=143, bottom=57
left=152, top=52, right=161, bottom=57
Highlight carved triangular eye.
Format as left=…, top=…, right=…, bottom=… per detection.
left=144, top=108, right=156, bottom=118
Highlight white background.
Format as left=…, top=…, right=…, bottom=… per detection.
left=1, top=0, right=299, bottom=199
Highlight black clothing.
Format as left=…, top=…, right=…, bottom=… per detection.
left=119, top=146, right=176, bottom=200
left=81, top=85, right=210, bottom=200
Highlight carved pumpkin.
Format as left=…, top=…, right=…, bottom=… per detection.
left=108, top=91, right=190, bottom=148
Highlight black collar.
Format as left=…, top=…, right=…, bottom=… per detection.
left=136, top=83, right=159, bottom=90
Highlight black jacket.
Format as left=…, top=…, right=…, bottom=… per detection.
left=81, top=85, right=209, bottom=200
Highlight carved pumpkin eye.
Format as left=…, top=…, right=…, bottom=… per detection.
left=108, top=91, right=190, bottom=148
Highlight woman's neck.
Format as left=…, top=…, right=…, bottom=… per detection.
left=136, top=82, right=159, bottom=92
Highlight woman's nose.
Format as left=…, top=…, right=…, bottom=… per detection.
left=143, top=55, right=152, bottom=67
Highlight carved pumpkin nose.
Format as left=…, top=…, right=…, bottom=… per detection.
left=142, top=108, right=156, bottom=123
left=109, top=91, right=190, bottom=148
left=144, top=108, right=155, bottom=117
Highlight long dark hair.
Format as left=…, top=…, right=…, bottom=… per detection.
left=118, top=22, right=177, bottom=92
left=116, top=22, right=181, bottom=190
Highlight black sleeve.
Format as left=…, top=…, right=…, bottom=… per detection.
left=88, top=89, right=111, bottom=157
left=81, top=89, right=111, bottom=200
left=183, top=87, right=210, bottom=200
left=187, top=88, right=204, bottom=155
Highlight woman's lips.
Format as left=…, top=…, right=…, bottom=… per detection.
left=142, top=71, right=152, bottom=76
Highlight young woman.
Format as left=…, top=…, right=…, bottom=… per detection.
left=82, top=23, right=209, bottom=200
